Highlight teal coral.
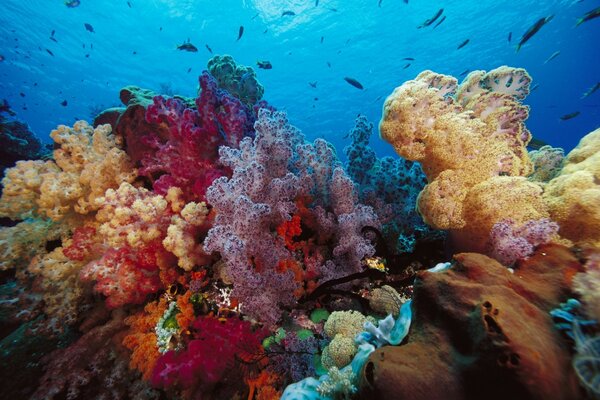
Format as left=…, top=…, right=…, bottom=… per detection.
left=207, top=54, right=264, bottom=106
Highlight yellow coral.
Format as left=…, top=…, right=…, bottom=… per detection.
left=321, top=335, right=357, bottom=369
left=0, top=121, right=136, bottom=223
left=0, top=219, right=63, bottom=271
left=379, top=66, right=541, bottom=252
left=27, top=246, right=86, bottom=331
left=163, top=201, right=210, bottom=271
left=324, top=310, right=367, bottom=339
left=543, top=128, right=600, bottom=247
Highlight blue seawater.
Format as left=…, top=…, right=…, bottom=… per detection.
left=0, top=0, right=598, bottom=156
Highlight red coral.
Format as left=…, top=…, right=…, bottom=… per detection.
left=151, top=316, right=268, bottom=394
left=63, top=226, right=97, bottom=261
left=80, top=240, right=166, bottom=308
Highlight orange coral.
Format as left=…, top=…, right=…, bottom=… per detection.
left=122, top=298, right=167, bottom=380
left=247, top=370, right=282, bottom=400
left=277, top=215, right=302, bottom=250
left=176, top=291, right=195, bottom=333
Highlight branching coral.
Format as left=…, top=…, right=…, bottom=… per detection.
left=204, top=109, right=379, bottom=328
left=344, top=115, right=441, bottom=253
left=0, top=121, right=136, bottom=223
left=379, top=66, right=548, bottom=253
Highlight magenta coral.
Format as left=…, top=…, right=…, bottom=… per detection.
left=139, top=72, right=259, bottom=201
left=151, top=316, right=267, bottom=393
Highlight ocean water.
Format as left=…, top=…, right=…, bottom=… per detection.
left=1, top=0, right=598, bottom=156
left=1, top=1, right=600, bottom=400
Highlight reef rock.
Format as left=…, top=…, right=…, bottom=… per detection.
left=360, top=244, right=583, bottom=400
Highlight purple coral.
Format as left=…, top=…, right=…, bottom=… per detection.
left=488, top=218, right=559, bottom=266
left=204, top=109, right=379, bottom=328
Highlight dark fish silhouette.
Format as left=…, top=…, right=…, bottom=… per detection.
left=177, top=39, right=198, bottom=52
left=51, top=30, right=55, bottom=37
left=315, top=0, right=319, bottom=6
left=527, top=137, right=548, bottom=150
left=61, top=100, right=68, bottom=106
left=581, top=82, right=600, bottom=99
left=543, top=51, right=560, bottom=64
left=308, top=81, right=317, bottom=88
left=516, top=15, right=553, bottom=52
left=19, top=92, right=25, bottom=97
left=403, top=63, right=411, bottom=69
left=0, top=55, right=4, bottom=62
left=328, top=8, right=338, bottom=12
left=205, top=44, right=213, bottom=54
left=326, top=61, right=331, bottom=68
left=402, top=57, right=414, bottom=60
left=282, top=11, right=295, bottom=16
left=237, top=26, right=244, bottom=41
left=459, top=69, right=470, bottom=77
left=576, top=6, right=600, bottom=26
left=263, top=28, right=268, bottom=34
left=84, top=23, right=94, bottom=33
left=457, top=39, right=470, bottom=49
left=187, top=67, right=191, bottom=73
left=65, top=0, right=80, bottom=7
left=433, top=15, right=446, bottom=29
left=560, top=111, right=580, bottom=120
left=251, top=13, right=259, bottom=20
left=418, top=8, right=444, bottom=28
left=530, top=83, right=540, bottom=91
left=257, top=60, right=272, bottom=69
left=508, top=32, right=512, bottom=42
left=378, top=0, right=383, bottom=7
left=46, top=48, right=54, bottom=56
left=50, top=37, right=58, bottom=43
left=127, top=1, right=132, bottom=7
left=344, top=77, right=364, bottom=89
left=85, top=53, right=89, bottom=57
left=320, top=36, right=324, bottom=43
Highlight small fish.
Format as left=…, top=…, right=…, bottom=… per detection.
left=50, top=37, right=58, bottom=43
left=418, top=8, right=444, bottom=28
left=263, top=28, right=268, bottom=34
left=257, top=60, right=272, bottom=69
left=205, top=44, right=213, bottom=53
left=315, top=0, right=319, bottom=6
left=308, top=81, right=317, bottom=88
left=560, top=111, right=580, bottom=120
left=372, top=95, right=383, bottom=103
left=187, top=67, right=192, bottom=73
left=581, top=82, right=600, bottom=99
left=160, top=27, right=163, bottom=31
left=91, top=43, right=93, bottom=49
left=402, top=57, right=415, bottom=61
left=251, top=13, right=259, bottom=20
left=433, top=15, right=446, bottom=29
left=51, top=30, right=55, bottom=37
left=576, top=6, right=600, bottom=26
left=378, top=0, right=383, bottom=7
left=127, top=1, right=132, bottom=7
left=19, top=92, right=25, bottom=97
left=530, top=83, right=540, bottom=91
left=46, top=48, right=54, bottom=56
left=132, top=51, right=136, bottom=55
left=457, top=39, right=469, bottom=49
left=344, top=77, right=364, bottom=90
left=543, top=50, right=560, bottom=64
left=237, top=26, right=244, bottom=41
left=0, top=55, right=4, bottom=62
left=61, top=100, right=68, bottom=106
left=177, top=39, right=198, bottom=52
left=527, top=137, right=548, bottom=150
left=85, top=53, right=90, bottom=58
left=326, top=61, right=331, bottom=68
left=84, top=23, right=95, bottom=33
left=403, top=63, right=411, bottom=69
left=282, top=11, right=295, bottom=17
left=314, top=97, right=318, bottom=101
left=320, top=36, right=324, bottom=44
left=508, top=32, right=512, bottom=43
left=65, top=0, right=80, bottom=7
left=516, top=15, right=553, bottom=52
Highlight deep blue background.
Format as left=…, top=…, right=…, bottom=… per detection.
left=0, top=0, right=598, bottom=159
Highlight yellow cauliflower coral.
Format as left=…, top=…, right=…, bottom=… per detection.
left=163, top=201, right=210, bottom=271
left=0, top=121, right=137, bottom=223
left=543, top=128, right=600, bottom=247
left=322, top=310, right=369, bottom=370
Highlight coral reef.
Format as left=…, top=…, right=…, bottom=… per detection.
left=207, top=54, right=265, bottom=106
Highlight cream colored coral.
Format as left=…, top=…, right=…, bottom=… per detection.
left=0, top=219, right=63, bottom=271
left=321, top=335, right=357, bottom=369
left=0, top=121, right=136, bottom=223
left=543, top=128, right=600, bottom=247
left=379, top=66, right=540, bottom=252
left=324, top=310, right=367, bottom=339
left=28, top=246, right=86, bottom=331
left=95, top=182, right=171, bottom=249
left=369, top=285, right=404, bottom=317
left=163, top=201, right=209, bottom=271
left=573, top=253, right=600, bottom=322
